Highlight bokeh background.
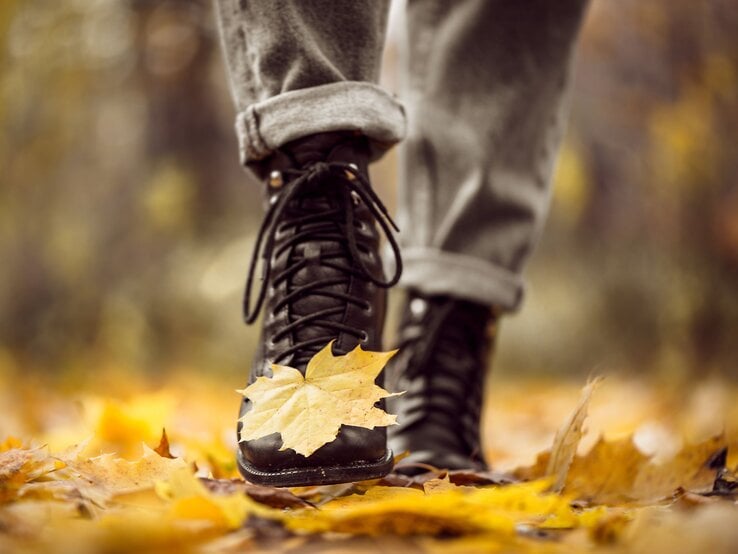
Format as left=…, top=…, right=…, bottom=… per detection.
left=1, top=0, right=737, bottom=384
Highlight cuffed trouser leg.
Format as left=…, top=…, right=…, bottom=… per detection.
left=214, top=0, right=405, bottom=170
left=398, top=0, right=589, bottom=311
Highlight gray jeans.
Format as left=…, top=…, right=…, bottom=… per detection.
left=215, top=0, right=588, bottom=310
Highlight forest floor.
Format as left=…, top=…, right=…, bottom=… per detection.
left=2, top=363, right=738, bottom=553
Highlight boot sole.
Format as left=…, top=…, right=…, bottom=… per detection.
left=237, top=448, right=394, bottom=487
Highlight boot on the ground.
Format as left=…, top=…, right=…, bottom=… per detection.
left=237, top=132, right=402, bottom=487
left=388, top=290, right=497, bottom=474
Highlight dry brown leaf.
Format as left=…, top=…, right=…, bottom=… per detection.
left=153, top=428, right=176, bottom=459
left=238, top=341, right=400, bottom=456
left=200, top=477, right=312, bottom=510
left=379, top=469, right=514, bottom=490
left=422, top=475, right=456, bottom=494
left=547, top=378, right=602, bottom=492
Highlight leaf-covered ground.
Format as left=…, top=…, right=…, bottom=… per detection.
left=3, top=364, right=738, bottom=553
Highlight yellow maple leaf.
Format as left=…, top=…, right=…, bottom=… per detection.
left=238, top=341, right=400, bottom=457
left=63, top=444, right=188, bottom=502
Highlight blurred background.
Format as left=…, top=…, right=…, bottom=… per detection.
left=1, top=0, right=737, bottom=383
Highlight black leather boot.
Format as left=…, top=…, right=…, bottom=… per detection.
left=237, top=132, right=402, bottom=487
left=388, top=290, right=497, bottom=474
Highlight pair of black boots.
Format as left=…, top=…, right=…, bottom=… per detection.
left=237, top=133, right=497, bottom=487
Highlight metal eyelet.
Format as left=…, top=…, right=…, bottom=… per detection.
left=363, top=303, right=373, bottom=315
left=269, top=170, right=283, bottom=188
left=344, top=163, right=359, bottom=182
left=359, top=331, right=369, bottom=342
left=410, top=298, right=428, bottom=318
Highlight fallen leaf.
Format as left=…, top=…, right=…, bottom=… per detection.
left=631, top=435, right=726, bottom=501
left=238, top=341, right=400, bottom=456
left=547, top=377, right=601, bottom=492
left=565, top=436, right=650, bottom=504
left=282, top=480, right=604, bottom=537
left=516, top=434, right=728, bottom=505
left=422, top=475, right=455, bottom=494
left=6, top=363, right=738, bottom=553
left=200, top=477, right=312, bottom=509
left=153, top=428, right=176, bottom=459
left=0, top=446, right=65, bottom=502
left=64, top=444, right=188, bottom=503
left=672, top=487, right=720, bottom=510
left=157, top=468, right=274, bottom=530
left=444, top=469, right=516, bottom=487
left=86, top=393, right=176, bottom=459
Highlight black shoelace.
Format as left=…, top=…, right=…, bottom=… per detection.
left=243, top=162, right=402, bottom=366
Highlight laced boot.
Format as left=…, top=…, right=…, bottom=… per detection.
left=237, top=132, right=402, bottom=486
left=388, top=290, right=497, bottom=474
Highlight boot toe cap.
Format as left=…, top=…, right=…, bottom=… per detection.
left=238, top=422, right=389, bottom=473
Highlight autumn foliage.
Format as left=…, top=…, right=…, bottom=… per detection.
left=3, top=365, right=738, bottom=553
left=3, top=0, right=738, bottom=552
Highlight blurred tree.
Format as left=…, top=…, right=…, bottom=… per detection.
left=1, top=0, right=736, bottom=377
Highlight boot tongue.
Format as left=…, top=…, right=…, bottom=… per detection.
left=273, top=133, right=373, bottom=367
left=287, top=133, right=346, bottom=167
left=284, top=132, right=369, bottom=176
left=282, top=185, right=354, bottom=368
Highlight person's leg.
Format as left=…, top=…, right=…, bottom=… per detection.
left=214, top=0, right=404, bottom=174
left=390, top=0, right=589, bottom=472
left=214, top=0, right=405, bottom=486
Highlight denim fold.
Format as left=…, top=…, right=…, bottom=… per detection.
left=400, top=247, right=524, bottom=310
left=234, top=82, right=406, bottom=165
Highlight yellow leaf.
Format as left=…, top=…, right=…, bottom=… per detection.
left=282, top=480, right=603, bottom=537
left=0, top=446, right=69, bottom=503
left=0, top=436, right=23, bottom=452
left=531, top=434, right=726, bottom=505
left=565, top=436, right=650, bottom=504
left=157, top=468, right=273, bottom=529
left=64, top=444, right=188, bottom=499
left=631, top=435, right=725, bottom=502
left=85, top=393, right=176, bottom=459
left=238, top=341, right=400, bottom=457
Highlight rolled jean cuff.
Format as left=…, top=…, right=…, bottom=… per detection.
left=398, top=248, right=525, bottom=311
left=235, top=81, right=407, bottom=166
